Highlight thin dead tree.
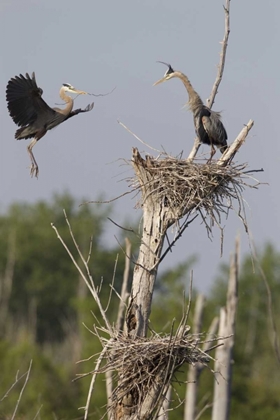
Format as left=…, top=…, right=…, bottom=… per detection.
left=212, top=237, right=239, bottom=420
left=184, top=294, right=214, bottom=420
left=184, top=294, right=205, bottom=420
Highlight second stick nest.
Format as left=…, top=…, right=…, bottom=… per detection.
left=92, top=326, right=222, bottom=419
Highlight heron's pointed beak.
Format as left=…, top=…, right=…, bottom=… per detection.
left=68, top=87, right=87, bottom=95
left=153, top=77, right=167, bottom=86
left=73, top=89, right=87, bottom=95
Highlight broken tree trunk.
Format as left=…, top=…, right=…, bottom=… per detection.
left=112, top=141, right=255, bottom=420
left=125, top=149, right=178, bottom=338
left=184, top=294, right=205, bottom=420
left=212, top=238, right=239, bottom=420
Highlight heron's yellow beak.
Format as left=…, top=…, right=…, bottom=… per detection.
left=153, top=77, right=167, bottom=86
left=74, top=89, right=87, bottom=95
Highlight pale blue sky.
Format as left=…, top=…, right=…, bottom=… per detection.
left=0, top=0, right=279, bottom=292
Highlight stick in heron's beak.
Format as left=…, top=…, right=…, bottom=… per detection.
left=74, top=89, right=88, bottom=95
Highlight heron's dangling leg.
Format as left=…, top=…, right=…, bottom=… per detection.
left=27, top=138, right=39, bottom=178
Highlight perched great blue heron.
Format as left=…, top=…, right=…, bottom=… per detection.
left=6, top=72, right=94, bottom=178
left=153, top=62, right=228, bottom=159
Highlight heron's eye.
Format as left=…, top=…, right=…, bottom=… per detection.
left=165, top=66, right=174, bottom=76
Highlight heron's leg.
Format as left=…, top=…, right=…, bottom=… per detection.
left=27, top=138, right=39, bottom=178
left=207, top=144, right=216, bottom=163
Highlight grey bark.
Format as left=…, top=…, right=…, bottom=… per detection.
left=212, top=238, right=239, bottom=420
left=125, top=150, right=175, bottom=338
left=184, top=298, right=219, bottom=420
left=158, top=385, right=172, bottom=420
left=184, top=294, right=205, bottom=420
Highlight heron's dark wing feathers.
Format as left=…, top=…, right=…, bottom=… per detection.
left=196, top=107, right=227, bottom=150
left=202, top=116, right=227, bottom=141
left=6, top=72, right=55, bottom=127
left=66, top=102, right=94, bottom=120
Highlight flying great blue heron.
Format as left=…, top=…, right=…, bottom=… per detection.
left=153, top=62, right=228, bottom=159
left=6, top=72, right=94, bottom=178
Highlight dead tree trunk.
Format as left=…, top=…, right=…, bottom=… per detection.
left=114, top=142, right=252, bottom=420
left=212, top=238, right=239, bottom=420
left=125, top=150, right=177, bottom=338
left=184, top=294, right=205, bottom=420
left=184, top=298, right=219, bottom=420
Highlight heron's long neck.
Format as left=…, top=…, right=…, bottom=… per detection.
left=59, top=88, right=74, bottom=114
left=175, top=72, right=204, bottom=114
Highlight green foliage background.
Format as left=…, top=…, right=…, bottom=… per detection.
left=0, top=193, right=279, bottom=419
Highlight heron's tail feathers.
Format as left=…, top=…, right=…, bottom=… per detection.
left=219, top=144, right=228, bottom=154
left=15, top=126, right=35, bottom=140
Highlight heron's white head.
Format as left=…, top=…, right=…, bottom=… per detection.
left=62, top=83, right=87, bottom=95
left=153, top=62, right=175, bottom=86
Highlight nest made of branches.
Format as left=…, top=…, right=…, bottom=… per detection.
left=131, top=151, right=261, bottom=235
left=86, top=326, right=226, bottom=418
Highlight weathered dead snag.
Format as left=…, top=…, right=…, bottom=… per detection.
left=110, top=121, right=258, bottom=418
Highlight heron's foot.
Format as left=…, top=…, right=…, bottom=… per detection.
left=207, top=147, right=216, bottom=164
left=29, top=163, right=39, bottom=179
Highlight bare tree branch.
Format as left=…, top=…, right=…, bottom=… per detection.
left=207, top=0, right=231, bottom=109
left=105, top=238, right=132, bottom=420
left=1, top=371, right=23, bottom=401
left=158, top=385, right=172, bottom=420
left=195, top=403, right=213, bottom=420
left=81, top=344, right=112, bottom=420
left=188, top=0, right=231, bottom=161
left=118, top=120, right=162, bottom=153
left=51, top=212, right=112, bottom=333
left=217, top=120, right=254, bottom=166
left=32, top=405, right=43, bottom=420
left=10, top=360, right=33, bottom=420
left=116, top=238, right=132, bottom=332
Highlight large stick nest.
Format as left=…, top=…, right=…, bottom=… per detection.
left=131, top=149, right=261, bottom=234
left=87, top=326, right=226, bottom=418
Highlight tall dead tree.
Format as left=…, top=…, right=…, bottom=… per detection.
left=112, top=127, right=255, bottom=418
left=212, top=239, right=239, bottom=420
left=51, top=1, right=262, bottom=419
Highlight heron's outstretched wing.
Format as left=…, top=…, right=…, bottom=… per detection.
left=6, top=72, right=56, bottom=127
left=66, top=102, right=94, bottom=120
